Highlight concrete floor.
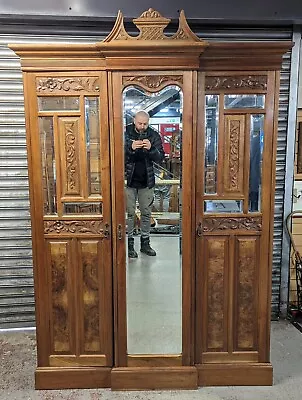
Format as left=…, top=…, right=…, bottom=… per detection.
left=1, top=235, right=301, bottom=399
left=0, top=320, right=301, bottom=399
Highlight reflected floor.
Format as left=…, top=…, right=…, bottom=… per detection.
left=126, top=235, right=182, bottom=354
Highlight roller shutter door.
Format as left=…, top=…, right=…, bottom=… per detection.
left=0, top=23, right=292, bottom=328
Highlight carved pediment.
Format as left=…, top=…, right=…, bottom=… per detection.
left=104, top=8, right=205, bottom=43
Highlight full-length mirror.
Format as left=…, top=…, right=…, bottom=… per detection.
left=123, top=84, right=183, bottom=354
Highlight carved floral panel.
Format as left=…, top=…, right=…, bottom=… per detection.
left=36, top=77, right=100, bottom=94
left=203, top=217, right=262, bottom=232
left=123, top=75, right=183, bottom=92
left=205, top=75, right=267, bottom=91
left=59, top=118, right=81, bottom=196
left=44, top=220, right=104, bottom=235
left=224, top=115, right=245, bottom=194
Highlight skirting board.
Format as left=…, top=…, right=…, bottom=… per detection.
left=197, top=363, right=273, bottom=386
left=35, top=367, right=111, bottom=390
left=111, top=366, right=198, bottom=390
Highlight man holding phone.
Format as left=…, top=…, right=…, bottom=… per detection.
left=125, top=110, right=165, bottom=258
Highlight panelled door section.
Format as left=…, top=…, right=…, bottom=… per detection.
left=28, top=72, right=113, bottom=367
left=196, top=72, right=276, bottom=364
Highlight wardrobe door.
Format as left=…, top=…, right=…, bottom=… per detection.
left=195, top=72, right=277, bottom=385
left=25, top=72, right=113, bottom=371
left=109, top=71, right=196, bottom=372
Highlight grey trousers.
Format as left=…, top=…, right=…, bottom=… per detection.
left=126, top=187, right=154, bottom=239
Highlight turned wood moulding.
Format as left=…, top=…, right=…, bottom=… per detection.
left=9, top=8, right=292, bottom=71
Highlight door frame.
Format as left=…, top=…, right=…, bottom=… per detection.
left=109, top=70, right=197, bottom=367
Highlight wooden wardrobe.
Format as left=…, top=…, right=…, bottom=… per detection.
left=9, top=8, right=292, bottom=390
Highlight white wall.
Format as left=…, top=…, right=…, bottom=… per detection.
left=299, top=42, right=302, bottom=108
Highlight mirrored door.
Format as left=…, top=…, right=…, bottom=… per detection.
left=110, top=71, right=196, bottom=366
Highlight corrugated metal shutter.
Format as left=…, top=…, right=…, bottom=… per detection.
left=0, top=33, right=103, bottom=329
left=0, top=24, right=292, bottom=328
left=196, top=27, right=292, bottom=319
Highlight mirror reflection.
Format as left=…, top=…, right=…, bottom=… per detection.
left=123, top=85, right=182, bottom=354
left=249, top=114, right=264, bottom=212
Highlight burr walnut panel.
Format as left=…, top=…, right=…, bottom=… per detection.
left=224, top=115, right=245, bottom=195
left=234, top=237, right=259, bottom=351
left=49, top=240, right=73, bottom=354
left=204, top=237, right=228, bottom=352
left=79, top=241, right=102, bottom=353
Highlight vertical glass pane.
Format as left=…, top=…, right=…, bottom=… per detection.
left=85, top=97, right=101, bottom=196
left=205, top=95, right=219, bottom=194
left=123, top=85, right=182, bottom=354
left=39, top=117, right=57, bottom=214
left=249, top=114, right=264, bottom=212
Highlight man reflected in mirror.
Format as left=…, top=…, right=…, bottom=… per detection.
left=125, top=110, right=165, bottom=258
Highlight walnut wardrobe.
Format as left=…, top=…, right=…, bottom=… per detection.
left=9, top=9, right=292, bottom=390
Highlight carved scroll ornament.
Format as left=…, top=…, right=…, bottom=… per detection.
left=65, top=123, right=77, bottom=192
left=203, top=217, right=262, bottom=232
left=44, top=220, right=103, bottom=235
left=228, top=120, right=240, bottom=190
left=123, top=75, right=183, bottom=92
left=36, top=77, right=100, bottom=93
left=104, top=8, right=205, bottom=43
left=205, top=75, right=267, bottom=91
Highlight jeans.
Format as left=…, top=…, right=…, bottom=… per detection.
left=126, top=187, right=154, bottom=239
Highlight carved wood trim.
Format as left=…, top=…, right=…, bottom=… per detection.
left=229, top=120, right=240, bottom=190
left=65, top=122, right=77, bottom=193
left=44, top=220, right=104, bottom=235
left=122, top=75, right=183, bottom=92
left=203, top=217, right=262, bottom=232
left=104, top=9, right=205, bottom=43
left=224, top=115, right=245, bottom=194
left=36, top=77, right=100, bottom=93
left=205, top=76, right=267, bottom=91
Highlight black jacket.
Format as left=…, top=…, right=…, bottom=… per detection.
left=125, top=123, right=165, bottom=189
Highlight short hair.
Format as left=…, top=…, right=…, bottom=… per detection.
left=134, top=110, right=150, bottom=119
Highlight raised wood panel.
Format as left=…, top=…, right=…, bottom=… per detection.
left=111, top=367, right=198, bottom=390
left=127, top=355, right=182, bottom=367
left=234, top=237, right=259, bottom=351
left=224, top=115, right=245, bottom=195
left=79, top=240, right=102, bottom=353
left=47, top=238, right=111, bottom=367
left=49, top=355, right=107, bottom=367
left=197, top=363, right=273, bottom=386
left=35, top=367, right=111, bottom=390
left=58, top=117, right=82, bottom=198
left=203, top=237, right=228, bottom=352
left=47, top=240, right=74, bottom=355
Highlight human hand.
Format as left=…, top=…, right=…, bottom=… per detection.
left=132, top=140, right=144, bottom=150
left=142, top=139, right=151, bottom=150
